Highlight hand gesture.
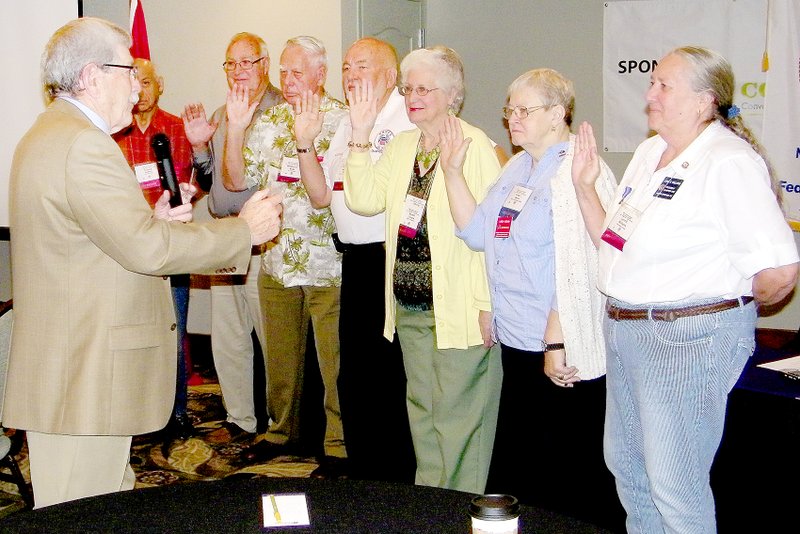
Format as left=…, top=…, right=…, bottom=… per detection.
left=572, top=121, right=600, bottom=190
left=239, top=189, right=284, bottom=245
left=439, top=115, right=471, bottom=179
left=293, top=90, right=324, bottom=149
left=226, top=83, right=258, bottom=132
left=181, top=103, right=218, bottom=148
left=345, top=79, right=379, bottom=140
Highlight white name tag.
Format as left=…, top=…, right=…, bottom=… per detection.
left=398, top=194, right=427, bottom=238
left=134, top=162, right=160, bottom=187
left=601, top=202, right=642, bottom=251
left=503, top=184, right=533, bottom=212
left=277, top=157, right=301, bottom=182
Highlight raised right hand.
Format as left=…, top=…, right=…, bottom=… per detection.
left=238, top=189, right=284, bottom=245
left=226, top=83, right=258, bottom=132
left=572, top=121, right=600, bottom=189
left=293, top=90, right=324, bottom=149
left=345, top=79, right=379, bottom=141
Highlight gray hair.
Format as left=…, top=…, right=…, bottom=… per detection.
left=670, top=45, right=779, bottom=198
left=507, top=68, right=575, bottom=127
left=400, top=46, right=465, bottom=114
left=42, top=17, right=131, bottom=101
left=285, top=35, right=327, bottom=70
left=227, top=32, right=270, bottom=60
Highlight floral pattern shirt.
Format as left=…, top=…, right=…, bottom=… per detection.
left=244, top=93, right=347, bottom=287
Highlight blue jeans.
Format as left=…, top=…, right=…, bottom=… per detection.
left=171, top=280, right=190, bottom=418
left=603, top=297, right=755, bottom=534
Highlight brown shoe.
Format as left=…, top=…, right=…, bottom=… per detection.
left=240, top=440, right=289, bottom=463
left=310, top=456, right=350, bottom=480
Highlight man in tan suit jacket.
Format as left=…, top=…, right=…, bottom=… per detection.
left=3, top=17, right=282, bottom=508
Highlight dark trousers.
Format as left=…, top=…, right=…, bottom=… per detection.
left=337, top=242, right=415, bottom=483
left=485, top=344, right=625, bottom=532
left=171, top=275, right=190, bottom=418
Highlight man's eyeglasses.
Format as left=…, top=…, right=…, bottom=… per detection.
left=398, top=85, right=440, bottom=97
left=103, top=63, right=138, bottom=79
left=502, top=104, right=547, bottom=120
left=222, top=57, right=265, bottom=72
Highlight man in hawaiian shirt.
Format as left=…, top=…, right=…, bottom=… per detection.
left=222, top=36, right=347, bottom=477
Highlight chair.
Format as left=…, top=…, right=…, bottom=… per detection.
left=0, top=299, right=34, bottom=508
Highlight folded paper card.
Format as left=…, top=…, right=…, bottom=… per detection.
left=262, top=493, right=311, bottom=528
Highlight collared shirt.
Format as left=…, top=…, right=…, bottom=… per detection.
left=322, top=90, right=414, bottom=244
left=458, top=144, right=565, bottom=350
left=114, top=107, right=193, bottom=207
left=244, top=94, right=348, bottom=287
left=59, top=96, right=109, bottom=133
left=599, top=120, right=799, bottom=304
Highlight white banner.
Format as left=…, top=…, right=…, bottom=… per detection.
left=761, top=0, right=800, bottom=224
left=603, top=0, right=767, bottom=152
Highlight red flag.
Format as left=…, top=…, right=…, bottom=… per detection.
left=129, top=0, right=150, bottom=60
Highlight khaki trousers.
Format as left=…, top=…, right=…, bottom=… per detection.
left=210, top=254, right=266, bottom=433
left=258, top=274, right=345, bottom=457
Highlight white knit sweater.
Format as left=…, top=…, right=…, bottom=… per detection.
left=548, top=135, right=617, bottom=380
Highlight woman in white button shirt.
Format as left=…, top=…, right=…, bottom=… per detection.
left=573, top=46, right=799, bottom=533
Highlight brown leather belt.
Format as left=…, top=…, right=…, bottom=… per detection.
left=607, top=296, right=754, bottom=322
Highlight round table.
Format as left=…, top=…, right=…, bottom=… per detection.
left=3, top=477, right=614, bottom=533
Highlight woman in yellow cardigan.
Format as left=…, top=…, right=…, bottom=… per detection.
left=344, top=46, right=501, bottom=494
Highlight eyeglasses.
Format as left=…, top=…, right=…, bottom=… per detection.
left=502, top=104, right=547, bottom=120
left=398, top=85, right=440, bottom=97
left=103, top=63, right=138, bottom=79
left=222, top=57, right=265, bottom=72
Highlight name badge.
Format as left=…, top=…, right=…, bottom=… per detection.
left=653, top=176, right=684, bottom=200
left=494, top=185, right=533, bottom=239
left=134, top=162, right=160, bottom=189
left=277, top=157, right=301, bottom=182
left=398, top=195, right=427, bottom=238
left=601, top=202, right=642, bottom=251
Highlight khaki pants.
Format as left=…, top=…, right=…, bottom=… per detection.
left=258, top=273, right=345, bottom=457
left=210, top=254, right=266, bottom=433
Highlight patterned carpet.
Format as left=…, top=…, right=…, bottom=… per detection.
left=0, top=382, right=319, bottom=519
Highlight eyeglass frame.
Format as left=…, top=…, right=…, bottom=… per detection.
left=222, top=57, right=266, bottom=72
left=502, top=104, right=548, bottom=120
left=398, top=85, right=440, bottom=97
left=103, top=63, right=139, bottom=79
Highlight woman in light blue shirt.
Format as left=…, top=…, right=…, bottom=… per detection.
left=440, top=68, right=621, bottom=527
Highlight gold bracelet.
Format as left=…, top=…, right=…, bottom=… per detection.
left=347, top=141, right=372, bottom=150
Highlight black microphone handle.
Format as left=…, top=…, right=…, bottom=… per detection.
left=151, top=133, right=182, bottom=208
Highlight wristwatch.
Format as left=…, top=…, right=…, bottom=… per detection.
left=542, top=341, right=565, bottom=352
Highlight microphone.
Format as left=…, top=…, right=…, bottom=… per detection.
left=151, top=133, right=183, bottom=208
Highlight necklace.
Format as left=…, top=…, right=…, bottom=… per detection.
left=416, top=135, right=440, bottom=170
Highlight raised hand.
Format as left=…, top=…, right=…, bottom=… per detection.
left=345, top=79, right=379, bottom=141
left=572, top=121, right=600, bottom=189
left=226, top=82, right=258, bottom=132
left=439, top=115, right=472, bottom=179
left=293, top=90, right=324, bottom=149
left=181, top=102, right=218, bottom=148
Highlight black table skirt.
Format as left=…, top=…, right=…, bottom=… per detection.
left=2, top=477, right=614, bottom=533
